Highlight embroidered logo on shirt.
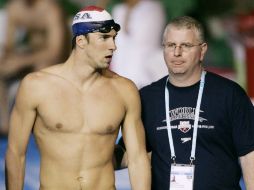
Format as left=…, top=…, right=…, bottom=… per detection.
left=156, top=107, right=215, bottom=133
left=181, top=137, right=191, bottom=143
left=178, top=121, right=191, bottom=133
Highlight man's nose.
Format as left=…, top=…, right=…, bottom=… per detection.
left=109, top=39, right=117, bottom=51
left=174, top=46, right=182, bottom=56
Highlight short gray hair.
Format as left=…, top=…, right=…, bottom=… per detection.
left=162, top=16, right=205, bottom=44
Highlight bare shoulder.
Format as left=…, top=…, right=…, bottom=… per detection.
left=107, top=70, right=140, bottom=103
left=18, top=65, right=61, bottom=96
left=19, top=70, right=51, bottom=94
left=23, top=64, right=61, bottom=81
left=107, top=69, right=138, bottom=90
left=14, top=71, right=48, bottom=109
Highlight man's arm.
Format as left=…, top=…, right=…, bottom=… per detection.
left=113, top=137, right=151, bottom=170
left=240, top=150, right=254, bottom=190
left=5, top=75, right=38, bottom=190
left=120, top=80, right=151, bottom=190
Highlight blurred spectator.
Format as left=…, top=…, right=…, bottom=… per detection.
left=58, top=0, right=81, bottom=17
left=238, top=10, right=254, bottom=99
left=0, top=1, right=7, bottom=56
left=204, top=17, right=235, bottom=80
left=0, top=0, right=71, bottom=136
left=221, top=15, right=246, bottom=89
left=110, top=0, right=168, bottom=89
left=66, top=0, right=107, bottom=8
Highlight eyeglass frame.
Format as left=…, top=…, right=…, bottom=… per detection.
left=162, top=42, right=204, bottom=52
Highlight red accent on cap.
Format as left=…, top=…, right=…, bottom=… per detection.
left=80, top=6, right=104, bottom=12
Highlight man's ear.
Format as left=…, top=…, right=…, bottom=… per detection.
left=76, top=35, right=88, bottom=48
left=200, top=43, right=208, bottom=62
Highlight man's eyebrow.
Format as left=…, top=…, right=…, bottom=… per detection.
left=100, top=34, right=111, bottom=38
left=100, top=33, right=118, bottom=38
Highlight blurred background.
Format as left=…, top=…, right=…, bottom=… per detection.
left=0, top=0, right=254, bottom=189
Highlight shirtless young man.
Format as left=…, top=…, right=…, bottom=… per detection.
left=5, top=6, right=151, bottom=190
left=0, top=0, right=70, bottom=135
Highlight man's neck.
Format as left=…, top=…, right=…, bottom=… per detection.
left=169, top=68, right=203, bottom=87
left=62, top=55, right=104, bottom=90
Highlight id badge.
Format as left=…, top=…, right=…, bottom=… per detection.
left=169, top=164, right=195, bottom=190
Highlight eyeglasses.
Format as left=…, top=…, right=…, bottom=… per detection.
left=163, top=42, right=203, bottom=52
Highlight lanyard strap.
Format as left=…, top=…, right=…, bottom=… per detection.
left=165, top=71, right=206, bottom=163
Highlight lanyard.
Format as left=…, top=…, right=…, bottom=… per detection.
left=164, top=71, right=206, bottom=164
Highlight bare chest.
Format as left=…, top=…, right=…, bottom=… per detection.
left=35, top=88, right=125, bottom=135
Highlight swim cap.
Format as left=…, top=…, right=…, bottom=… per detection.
left=72, top=6, right=120, bottom=37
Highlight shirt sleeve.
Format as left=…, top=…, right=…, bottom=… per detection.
left=231, top=84, right=254, bottom=157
